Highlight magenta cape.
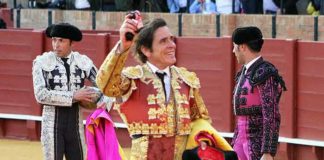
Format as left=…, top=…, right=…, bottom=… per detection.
left=85, top=108, right=123, bottom=160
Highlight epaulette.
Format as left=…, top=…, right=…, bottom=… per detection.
left=73, top=51, right=94, bottom=71
left=122, top=65, right=143, bottom=79
left=173, top=66, right=200, bottom=89
left=249, top=61, right=287, bottom=91
left=34, top=51, right=57, bottom=72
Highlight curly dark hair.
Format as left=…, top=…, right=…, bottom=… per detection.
left=134, top=18, right=167, bottom=63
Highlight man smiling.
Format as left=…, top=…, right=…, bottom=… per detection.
left=96, top=11, right=232, bottom=160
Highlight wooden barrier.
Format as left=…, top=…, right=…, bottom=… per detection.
left=297, top=41, right=324, bottom=141
left=176, top=37, right=235, bottom=132
left=0, top=29, right=44, bottom=140
left=261, top=39, right=298, bottom=138
left=81, top=29, right=119, bottom=35
left=261, top=39, right=298, bottom=160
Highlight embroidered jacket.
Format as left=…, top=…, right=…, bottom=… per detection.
left=232, top=57, right=286, bottom=159
left=96, top=43, right=212, bottom=159
left=96, top=44, right=210, bottom=135
left=32, top=51, right=98, bottom=159
left=33, top=51, right=97, bottom=106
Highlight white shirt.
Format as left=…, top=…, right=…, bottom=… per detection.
left=263, top=0, right=278, bottom=12
left=75, top=0, right=90, bottom=9
left=216, top=0, right=241, bottom=14
left=146, top=62, right=171, bottom=101
left=244, top=56, right=262, bottom=74
left=179, top=0, right=187, bottom=8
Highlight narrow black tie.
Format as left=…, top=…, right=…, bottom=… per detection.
left=61, top=58, right=70, bottom=84
left=241, top=66, right=246, bottom=78
left=237, top=66, right=246, bottom=90
left=156, top=72, right=166, bottom=97
left=233, top=66, right=246, bottom=114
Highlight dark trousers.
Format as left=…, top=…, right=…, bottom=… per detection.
left=240, top=0, right=263, bottom=14
left=54, top=104, right=83, bottom=160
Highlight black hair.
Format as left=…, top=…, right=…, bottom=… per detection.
left=134, top=18, right=167, bottom=63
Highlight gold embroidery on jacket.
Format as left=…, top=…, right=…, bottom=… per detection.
left=128, top=122, right=169, bottom=136
left=172, top=66, right=200, bottom=89
left=96, top=45, right=130, bottom=97
left=130, top=136, right=148, bottom=160
left=147, top=94, right=156, bottom=105
left=117, top=65, right=209, bottom=136
left=174, top=135, right=188, bottom=160
left=122, top=65, right=143, bottom=79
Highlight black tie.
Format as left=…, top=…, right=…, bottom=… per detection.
left=241, top=66, right=246, bottom=77
left=237, top=66, right=246, bottom=88
left=156, top=72, right=166, bottom=97
left=61, top=58, right=70, bottom=84
left=233, top=66, right=246, bottom=114
left=234, top=66, right=246, bottom=99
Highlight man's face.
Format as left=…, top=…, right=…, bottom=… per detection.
left=52, top=37, right=73, bottom=57
left=144, top=26, right=176, bottom=69
left=233, top=43, right=245, bottom=64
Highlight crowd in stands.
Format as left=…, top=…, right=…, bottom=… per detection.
left=1, top=0, right=324, bottom=15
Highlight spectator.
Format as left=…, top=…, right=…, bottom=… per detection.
left=75, top=0, right=90, bottom=9
left=36, top=0, right=90, bottom=9
left=189, top=0, right=217, bottom=14
left=215, top=0, right=241, bottom=14
left=307, top=0, right=320, bottom=15
left=0, top=3, right=6, bottom=8
left=115, top=0, right=169, bottom=12
left=0, top=18, right=6, bottom=29
left=167, top=0, right=191, bottom=13
left=263, top=0, right=279, bottom=14
left=100, top=0, right=117, bottom=11
left=240, top=0, right=263, bottom=14
left=48, top=0, right=66, bottom=9
left=312, top=0, right=324, bottom=15
left=273, top=0, right=298, bottom=14
left=36, top=1, right=51, bottom=9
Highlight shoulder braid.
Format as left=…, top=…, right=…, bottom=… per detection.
left=249, top=61, right=287, bottom=92
left=122, top=65, right=143, bottom=79
left=173, top=66, right=200, bottom=89
left=34, top=51, right=57, bottom=72
left=73, top=52, right=94, bottom=71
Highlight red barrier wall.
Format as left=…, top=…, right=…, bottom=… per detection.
left=261, top=39, right=298, bottom=160
left=297, top=41, right=324, bottom=141
left=0, top=8, right=13, bottom=28
left=0, top=30, right=44, bottom=139
left=82, top=30, right=119, bottom=35
left=261, top=39, right=298, bottom=138
left=176, top=37, right=235, bottom=132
